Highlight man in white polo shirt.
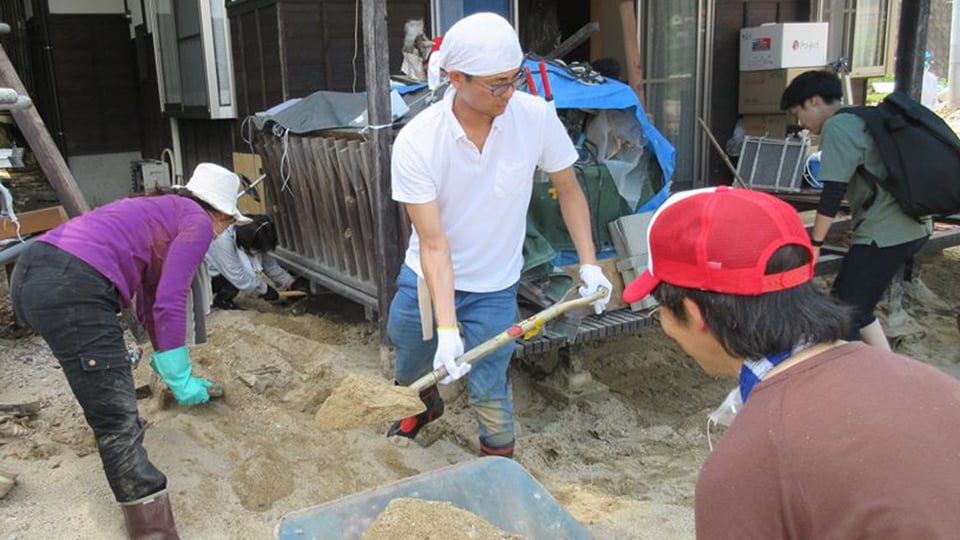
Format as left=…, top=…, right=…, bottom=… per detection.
left=387, top=12, right=612, bottom=457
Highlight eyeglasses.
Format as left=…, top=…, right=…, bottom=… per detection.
left=466, top=69, right=524, bottom=97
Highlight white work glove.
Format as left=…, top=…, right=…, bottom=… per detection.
left=578, top=264, right=613, bottom=315
left=433, top=327, right=469, bottom=384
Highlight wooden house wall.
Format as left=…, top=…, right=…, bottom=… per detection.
left=708, top=0, right=811, bottom=186
left=229, top=0, right=430, bottom=125
left=0, top=1, right=35, bottom=96
left=178, top=119, right=236, bottom=178
left=28, top=14, right=141, bottom=157
left=25, top=17, right=58, bottom=148
left=230, top=1, right=283, bottom=125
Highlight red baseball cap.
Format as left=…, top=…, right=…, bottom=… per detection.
left=622, top=187, right=814, bottom=303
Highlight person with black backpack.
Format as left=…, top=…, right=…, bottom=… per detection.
left=780, top=71, right=932, bottom=350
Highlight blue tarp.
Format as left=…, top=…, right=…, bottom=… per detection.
left=522, top=60, right=675, bottom=212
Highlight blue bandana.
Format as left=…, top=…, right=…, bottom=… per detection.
left=739, top=350, right=793, bottom=403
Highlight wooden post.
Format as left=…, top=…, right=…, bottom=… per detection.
left=547, top=22, right=600, bottom=60
left=890, top=0, right=932, bottom=331
left=895, top=0, right=932, bottom=100
left=619, top=0, right=645, bottom=107
left=362, top=0, right=402, bottom=365
left=0, top=43, right=88, bottom=217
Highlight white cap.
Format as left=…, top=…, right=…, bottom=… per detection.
left=182, top=163, right=251, bottom=225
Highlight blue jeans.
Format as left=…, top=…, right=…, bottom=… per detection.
left=388, top=265, right=519, bottom=448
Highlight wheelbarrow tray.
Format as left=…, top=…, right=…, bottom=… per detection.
left=275, top=456, right=594, bottom=540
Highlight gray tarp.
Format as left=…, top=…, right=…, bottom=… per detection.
left=253, top=90, right=412, bottom=134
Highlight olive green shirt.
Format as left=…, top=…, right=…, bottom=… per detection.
left=818, top=111, right=932, bottom=247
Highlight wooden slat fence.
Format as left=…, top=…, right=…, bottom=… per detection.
left=257, top=131, right=408, bottom=309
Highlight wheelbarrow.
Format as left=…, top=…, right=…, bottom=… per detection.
left=274, top=457, right=595, bottom=540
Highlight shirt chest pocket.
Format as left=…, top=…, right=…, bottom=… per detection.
left=494, top=160, right=533, bottom=198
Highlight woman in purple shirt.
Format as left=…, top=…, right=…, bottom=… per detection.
left=10, top=163, right=249, bottom=539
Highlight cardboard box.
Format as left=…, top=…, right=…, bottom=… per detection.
left=561, top=258, right=627, bottom=312
left=232, top=152, right=267, bottom=216
left=0, top=206, right=68, bottom=241
left=742, top=113, right=796, bottom=138
left=738, top=68, right=821, bottom=114
left=740, top=23, right=828, bottom=72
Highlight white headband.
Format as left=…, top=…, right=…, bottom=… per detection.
left=427, top=12, right=523, bottom=90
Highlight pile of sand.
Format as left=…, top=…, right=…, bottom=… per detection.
left=360, top=498, right=528, bottom=540
left=314, top=374, right=426, bottom=432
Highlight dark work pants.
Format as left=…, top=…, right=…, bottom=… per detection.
left=211, top=275, right=239, bottom=302
left=831, top=236, right=928, bottom=340
left=10, top=242, right=166, bottom=502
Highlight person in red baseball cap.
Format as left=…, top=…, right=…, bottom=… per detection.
left=624, top=186, right=960, bottom=540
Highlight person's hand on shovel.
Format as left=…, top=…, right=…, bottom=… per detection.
left=434, top=327, right=469, bottom=384
left=578, top=264, right=613, bottom=314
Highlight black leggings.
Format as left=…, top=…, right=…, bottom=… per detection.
left=10, top=242, right=166, bottom=502
left=831, top=236, right=928, bottom=340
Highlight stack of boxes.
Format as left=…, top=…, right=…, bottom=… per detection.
left=738, top=23, right=829, bottom=138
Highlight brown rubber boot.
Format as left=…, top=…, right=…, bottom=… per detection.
left=120, top=489, right=180, bottom=540
left=0, top=467, right=16, bottom=498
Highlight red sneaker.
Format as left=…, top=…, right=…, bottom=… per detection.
left=386, top=385, right=444, bottom=440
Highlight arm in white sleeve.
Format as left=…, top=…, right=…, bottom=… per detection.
left=261, top=253, right=294, bottom=289
left=204, top=227, right=268, bottom=294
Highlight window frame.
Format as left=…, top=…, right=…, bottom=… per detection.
left=151, top=0, right=236, bottom=119
left=430, top=0, right=519, bottom=36
left=814, top=0, right=899, bottom=78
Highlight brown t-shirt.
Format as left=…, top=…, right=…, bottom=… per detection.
left=696, top=343, right=960, bottom=540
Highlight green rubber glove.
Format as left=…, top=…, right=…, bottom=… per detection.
left=150, top=346, right=213, bottom=406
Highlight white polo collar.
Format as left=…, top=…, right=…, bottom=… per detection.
left=441, top=87, right=509, bottom=142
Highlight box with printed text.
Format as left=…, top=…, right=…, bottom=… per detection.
left=740, top=23, right=828, bottom=72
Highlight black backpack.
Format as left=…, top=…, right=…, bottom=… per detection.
left=836, top=91, right=960, bottom=218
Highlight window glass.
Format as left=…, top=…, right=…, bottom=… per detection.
left=178, top=36, right=207, bottom=107
left=820, top=0, right=891, bottom=76
left=210, top=0, right=232, bottom=106
left=437, top=0, right=512, bottom=34
left=852, top=0, right=889, bottom=70
left=645, top=0, right=697, bottom=183
left=156, top=0, right=182, bottom=103
left=175, top=0, right=206, bottom=107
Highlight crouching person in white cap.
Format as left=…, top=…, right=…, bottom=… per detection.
left=386, top=12, right=612, bottom=458
left=623, top=187, right=960, bottom=539
left=10, top=162, right=249, bottom=539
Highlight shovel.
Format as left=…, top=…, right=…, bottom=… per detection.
left=407, top=287, right=607, bottom=393
left=313, top=288, right=607, bottom=432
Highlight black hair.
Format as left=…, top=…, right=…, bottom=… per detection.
left=145, top=187, right=218, bottom=214
left=591, top=57, right=622, bottom=81
left=780, top=70, right=843, bottom=111
left=234, top=214, right=278, bottom=254
left=652, top=245, right=850, bottom=359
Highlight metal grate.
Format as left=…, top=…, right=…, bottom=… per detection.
left=512, top=309, right=656, bottom=359
left=737, top=136, right=810, bottom=193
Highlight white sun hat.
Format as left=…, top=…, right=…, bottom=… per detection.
left=182, top=163, right=252, bottom=225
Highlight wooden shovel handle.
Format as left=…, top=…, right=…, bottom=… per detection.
left=409, top=288, right=607, bottom=393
